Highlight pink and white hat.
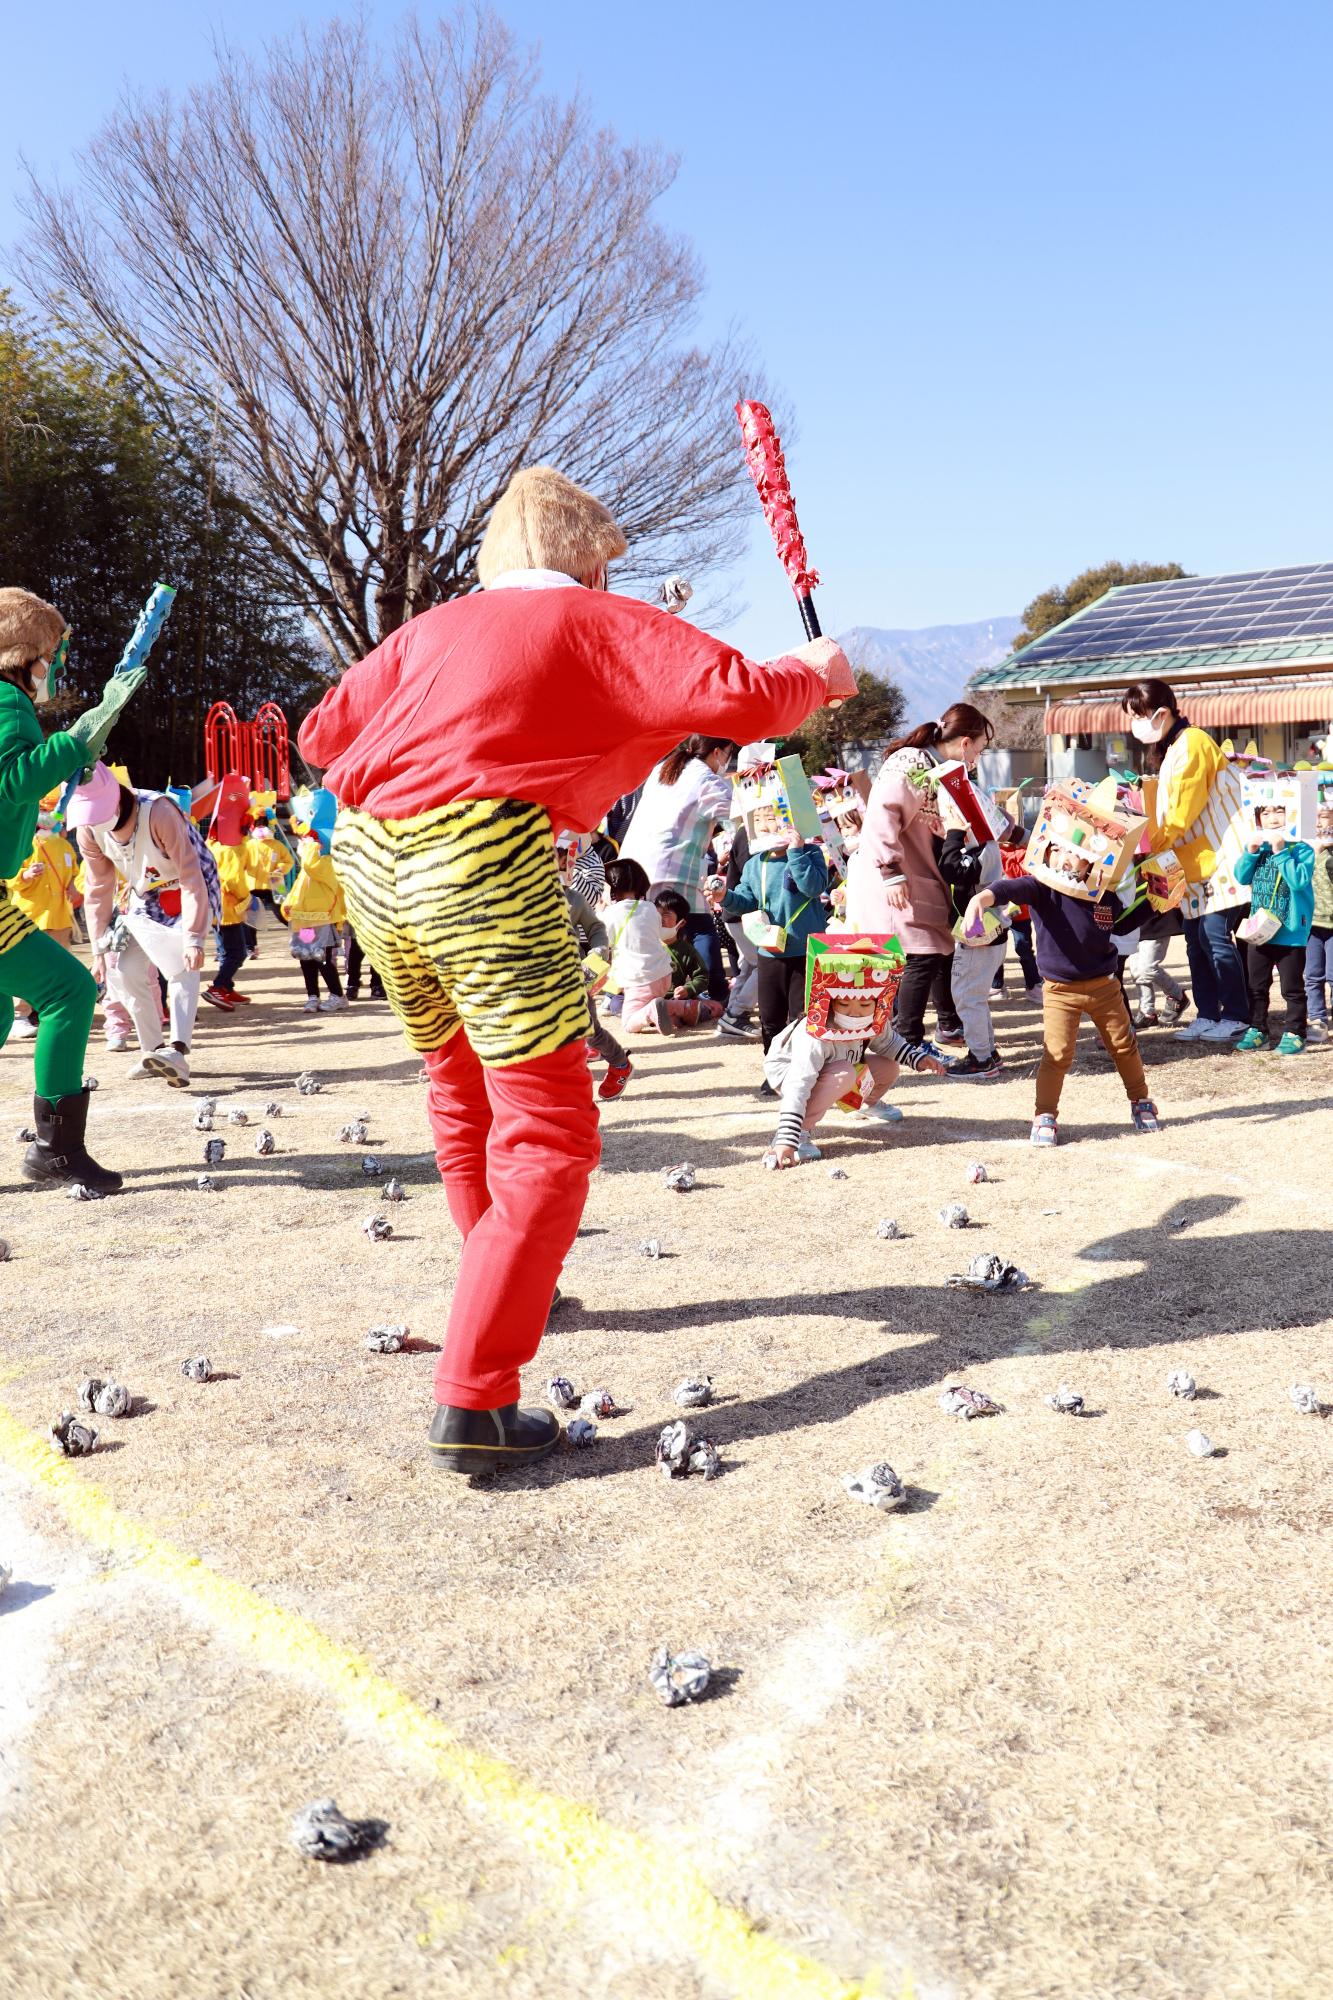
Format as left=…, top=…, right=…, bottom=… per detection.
left=64, top=761, right=122, bottom=829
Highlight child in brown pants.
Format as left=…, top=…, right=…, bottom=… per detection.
left=964, top=872, right=1158, bottom=1146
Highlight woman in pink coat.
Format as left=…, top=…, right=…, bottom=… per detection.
left=846, top=701, right=994, bottom=1065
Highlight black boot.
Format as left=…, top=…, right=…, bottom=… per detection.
left=21, top=1090, right=123, bottom=1194
left=428, top=1401, right=560, bottom=1472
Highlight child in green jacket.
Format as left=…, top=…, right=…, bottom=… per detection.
left=719, top=829, right=828, bottom=1057
left=654, top=890, right=723, bottom=1028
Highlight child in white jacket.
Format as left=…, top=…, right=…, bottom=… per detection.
left=604, top=858, right=673, bottom=1032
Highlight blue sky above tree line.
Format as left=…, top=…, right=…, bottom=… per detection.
left=5, top=0, right=1331, bottom=663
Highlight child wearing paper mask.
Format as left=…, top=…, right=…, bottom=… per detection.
left=281, top=834, right=348, bottom=1013
left=718, top=825, right=828, bottom=1056
left=762, top=980, right=944, bottom=1168
left=1233, top=805, right=1314, bottom=1053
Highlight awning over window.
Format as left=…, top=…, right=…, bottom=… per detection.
left=1044, top=686, right=1333, bottom=734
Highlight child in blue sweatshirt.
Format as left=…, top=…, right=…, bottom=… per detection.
left=966, top=869, right=1159, bottom=1146
left=1234, top=808, right=1315, bottom=1053
left=721, top=828, right=828, bottom=1057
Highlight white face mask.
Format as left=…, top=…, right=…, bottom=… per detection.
left=1130, top=713, right=1169, bottom=745
left=831, top=1006, right=873, bottom=1033
left=28, top=662, right=51, bottom=705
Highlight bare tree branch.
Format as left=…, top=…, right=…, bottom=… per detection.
left=21, top=5, right=769, bottom=664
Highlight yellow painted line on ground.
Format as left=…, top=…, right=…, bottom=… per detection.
left=0, top=1403, right=878, bottom=2000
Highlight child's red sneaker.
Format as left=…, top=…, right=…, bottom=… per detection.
left=202, top=985, right=235, bottom=1011
left=598, top=1061, right=633, bottom=1100
left=227, top=991, right=253, bottom=1004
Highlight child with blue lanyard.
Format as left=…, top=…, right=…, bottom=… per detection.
left=720, top=816, right=828, bottom=1061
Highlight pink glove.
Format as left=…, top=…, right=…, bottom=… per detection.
left=780, top=636, right=856, bottom=707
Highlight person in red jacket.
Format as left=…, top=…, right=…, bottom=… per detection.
left=298, top=464, right=850, bottom=1473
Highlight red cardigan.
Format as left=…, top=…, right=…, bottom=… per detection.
left=297, top=587, right=825, bottom=834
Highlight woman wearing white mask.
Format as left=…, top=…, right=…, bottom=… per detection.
left=1123, top=678, right=1249, bottom=1039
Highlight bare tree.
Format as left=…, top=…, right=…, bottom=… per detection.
left=23, top=8, right=765, bottom=665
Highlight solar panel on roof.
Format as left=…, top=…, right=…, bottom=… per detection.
left=1012, top=564, right=1333, bottom=667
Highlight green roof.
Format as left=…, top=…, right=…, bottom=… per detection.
left=973, top=635, right=1333, bottom=693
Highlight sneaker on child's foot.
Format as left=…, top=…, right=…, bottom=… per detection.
left=226, top=990, right=253, bottom=1005
left=935, top=1028, right=966, bottom=1047
left=201, top=986, right=235, bottom=1011
left=795, top=1136, right=822, bottom=1163
left=1175, top=1015, right=1212, bottom=1039
left=1307, top=1019, right=1329, bottom=1043
left=1235, top=1027, right=1267, bottom=1051
left=1134, top=1011, right=1161, bottom=1029
left=715, top=1013, right=758, bottom=1041
left=1130, top=1098, right=1161, bottom=1133
left=105, top=1036, right=130, bottom=1053
left=598, top=1061, right=633, bottom=1100
left=302, top=996, right=320, bottom=1014
left=1026, top=982, right=1044, bottom=1004
left=319, top=993, right=348, bottom=1012
left=8, top=1016, right=37, bottom=1040
left=1160, top=987, right=1190, bottom=1026
left=143, top=1045, right=190, bottom=1087
left=1275, top=1031, right=1305, bottom=1055
left=757, top=1078, right=777, bottom=1099
left=653, top=996, right=679, bottom=1036
left=948, top=1051, right=1003, bottom=1081
left=1030, top=1113, right=1059, bottom=1147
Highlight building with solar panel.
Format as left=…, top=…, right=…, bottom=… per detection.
left=972, top=563, right=1333, bottom=784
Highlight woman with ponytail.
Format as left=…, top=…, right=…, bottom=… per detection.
left=618, top=733, right=738, bottom=1003
left=846, top=702, right=994, bottom=1066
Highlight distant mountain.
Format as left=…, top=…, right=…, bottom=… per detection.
left=838, top=617, right=1022, bottom=724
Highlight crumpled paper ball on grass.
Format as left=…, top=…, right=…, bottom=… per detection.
left=875, top=1218, right=901, bottom=1241
left=843, top=1463, right=907, bottom=1512
left=228, top=1108, right=249, bottom=1127
left=938, top=1202, right=970, bottom=1229
left=264, top=1101, right=283, bottom=1118
left=946, top=1253, right=1030, bottom=1293
left=196, top=1175, right=219, bottom=1193
left=648, top=1646, right=711, bottom=1708
left=67, top=1181, right=106, bottom=1202
left=338, top=1120, right=369, bottom=1145
left=672, top=1377, right=713, bottom=1409
left=656, top=1419, right=721, bottom=1480
left=180, top=1357, right=213, bottom=1382
left=1185, top=1428, right=1216, bottom=1458
left=295, top=1071, right=322, bottom=1096
left=0, top=1239, right=11, bottom=1263
left=638, top=1238, right=661, bottom=1259
left=254, top=1130, right=276, bottom=1156
left=365, top=1324, right=408, bottom=1353
left=384, top=1179, right=406, bottom=1203
left=194, top=1110, right=214, bottom=1132
left=1288, top=1383, right=1322, bottom=1415
left=939, top=1385, right=1001, bottom=1419
left=362, top=1214, right=393, bottom=1243
left=361, top=1155, right=382, bottom=1177
left=1044, top=1384, right=1085, bottom=1415
left=49, top=1412, right=98, bottom=1456
left=1167, top=1370, right=1197, bottom=1400
left=826, top=1166, right=849, bottom=1181
left=203, top=1139, right=225, bottom=1166
left=547, top=1376, right=578, bottom=1410
left=663, top=1162, right=696, bottom=1193
left=16, top=1125, right=36, bottom=1143
left=967, top=1162, right=990, bottom=1184
left=579, top=1387, right=618, bottom=1419
left=0, top=1559, right=10, bottom=1598
left=290, top=1798, right=387, bottom=1863
left=77, top=1378, right=132, bottom=1418
left=566, top=1417, right=597, bottom=1448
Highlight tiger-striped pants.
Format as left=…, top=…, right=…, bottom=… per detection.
left=332, top=800, right=601, bottom=1411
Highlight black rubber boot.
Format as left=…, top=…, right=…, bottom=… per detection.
left=427, top=1401, right=560, bottom=1472
left=21, top=1090, right=123, bottom=1194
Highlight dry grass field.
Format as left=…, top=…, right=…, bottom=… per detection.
left=2, top=934, right=1331, bottom=2000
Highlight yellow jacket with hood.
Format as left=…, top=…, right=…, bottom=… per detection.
left=282, top=842, right=346, bottom=928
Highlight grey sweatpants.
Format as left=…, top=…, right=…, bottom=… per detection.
left=1128, top=936, right=1185, bottom=1014
left=585, top=994, right=627, bottom=1068
left=950, top=939, right=1007, bottom=1058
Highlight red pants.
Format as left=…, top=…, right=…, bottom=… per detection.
left=424, top=1032, right=601, bottom=1408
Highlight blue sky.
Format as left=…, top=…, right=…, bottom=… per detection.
left=5, top=1, right=1332, bottom=663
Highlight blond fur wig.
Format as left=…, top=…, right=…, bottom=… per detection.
left=476, top=467, right=627, bottom=588
left=0, top=589, right=65, bottom=670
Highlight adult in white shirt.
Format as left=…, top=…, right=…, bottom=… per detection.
left=618, top=734, right=736, bottom=1002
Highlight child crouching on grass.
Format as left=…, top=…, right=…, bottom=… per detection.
left=655, top=890, right=724, bottom=1029
left=604, top=858, right=675, bottom=1034
left=965, top=868, right=1159, bottom=1146
left=762, top=946, right=946, bottom=1168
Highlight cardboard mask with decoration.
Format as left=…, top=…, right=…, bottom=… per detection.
left=812, top=769, right=870, bottom=852
left=731, top=752, right=824, bottom=855
left=208, top=772, right=251, bottom=846
left=803, top=933, right=906, bottom=1043
left=932, top=762, right=1009, bottom=844
left=1139, top=848, right=1189, bottom=912
left=289, top=785, right=338, bottom=854
left=1239, top=764, right=1318, bottom=843
left=1024, top=778, right=1145, bottom=903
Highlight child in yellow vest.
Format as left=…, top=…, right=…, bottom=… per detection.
left=281, top=835, right=347, bottom=1012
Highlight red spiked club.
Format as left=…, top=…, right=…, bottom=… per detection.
left=735, top=401, right=822, bottom=640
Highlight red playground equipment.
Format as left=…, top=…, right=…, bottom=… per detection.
left=204, top=701, right=292, bottom=800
